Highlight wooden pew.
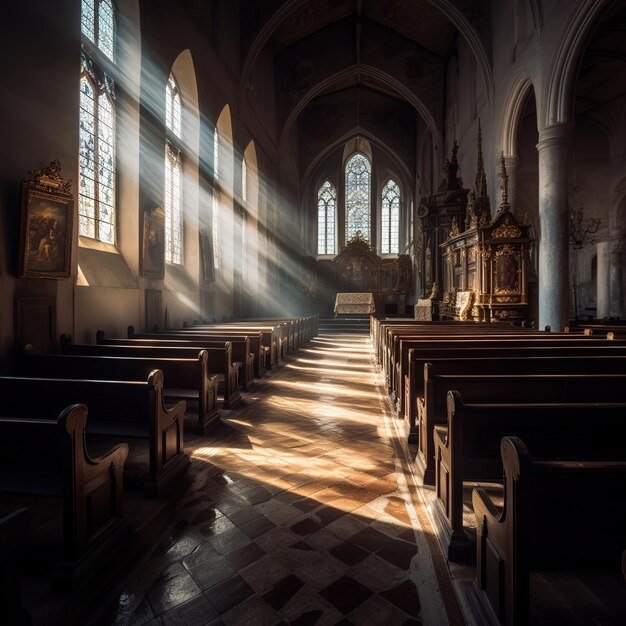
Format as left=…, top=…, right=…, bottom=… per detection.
left=233, top=316, right=317, bottom=351
left=372, top=319, right=518, bottom=365
left=387, top=329, right=604, bottom=401
left=168, top=327, right=265, bottom=377
left=382, top=325, right=541, bottom=389
left=469, top=436, right=626, bottom=626
left=403, top=349, right=626, bottom=441
left=20, top=350, right=219, bottom=435
left=419, top=369, right=626, bottom=484
left=96, top=332, right=241, bottom=409
left=434, top=390, right=626, bottom=560
left=0, top=507, right=30, bottom=625
left=219, top=315, right=319, bottom=357
left=0, top=372, right=188, bottom=496
left=131, top=327, right=256, bottom=388
left=190, top=322, right=282, bottom=368
left=0, top=404, right=129, bottom=584
left=392, top=334, right=623, bottom=417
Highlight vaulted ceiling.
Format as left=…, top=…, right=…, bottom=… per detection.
left=238, top=0, right=492, bottom=186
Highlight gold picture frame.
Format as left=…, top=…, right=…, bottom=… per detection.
left=141, top=207, right=165, bottom=279
left=19, top=161, right=73, bottom=279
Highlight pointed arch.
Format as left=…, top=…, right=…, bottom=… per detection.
left=501, top=72, right=535, bottom=157
left=212, top=104, right=234, bottom=283
left=241, top=0, right=493, bottom=110
left=242, top=140, right=260, bottom=291
left=280, top=64, right=442, bottom=161
left=164, top=49, right=199, bottom=268
left=546, top=0, right=608, bottom=125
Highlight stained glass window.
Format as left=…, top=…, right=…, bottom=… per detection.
left=164, top=73, right=183, bottom=265
left=317, top=180, right=336, bottom=255
left=98, top=0, right=115, bottom=61
left=166, top=74, right=182, bottom=138
left=81, top=0, right=95, bottom=43
left=82, top=0, right=115, bottom=61
left=80, top=0, right=116, bottom=243
left=164, top=143, right=183, bottom=264
left=78, top=73, right=116, bottom=243
left=381, top=179, right=400, bottom=254
left=345, top=153, right=371, bottom=242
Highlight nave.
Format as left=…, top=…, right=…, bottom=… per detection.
left=101, top=326, right=463, bottom=626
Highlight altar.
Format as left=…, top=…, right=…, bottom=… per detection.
left=334, top=292, right=375, bottom=315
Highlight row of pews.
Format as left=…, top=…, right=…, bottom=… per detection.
left=0, top=315, right=317, bottom=624
left=372, top=316, right=626, bottom=625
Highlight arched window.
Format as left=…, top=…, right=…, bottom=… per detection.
left=381, top=179, right=400, bottom=254
left=212, top=128, right=220, bottom=270
left=345, top=153, right=371, bottom=242
left=317, top=180, right=336, bottom=255
left=79, top=0, right=116, bottom=243
left=164, top=73, right=183, bottom=264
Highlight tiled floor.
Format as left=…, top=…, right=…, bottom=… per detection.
left=107, top=332, right=463, bottom=625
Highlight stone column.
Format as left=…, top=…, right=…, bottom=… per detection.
left=596, top=240, right=610, bottom=318
left=536, top=123, right=573, bottom=331
left=609, top=239, right=624, bottom=318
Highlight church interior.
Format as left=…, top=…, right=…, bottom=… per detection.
left=2, top=1, right=626, bottom=624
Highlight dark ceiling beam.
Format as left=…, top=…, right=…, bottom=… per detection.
left=278, top=64, right=442, bottom=159
left=239, top=0, right=493, bottom=110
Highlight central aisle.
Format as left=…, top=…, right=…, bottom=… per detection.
left=109, top=331, right=466, bottom=625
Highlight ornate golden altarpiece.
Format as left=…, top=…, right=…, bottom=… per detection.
left=333, top=232, right=412, bottom=314
left=439, top=205, right=530, bottom=322
left=301, top=232, right=413, bottom=314
left=418, top=128, right=532, bottom=324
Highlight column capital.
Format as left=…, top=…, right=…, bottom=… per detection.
left=536, top=123, right=574, bottom=152
left=502, top=155, right=520, bottom=169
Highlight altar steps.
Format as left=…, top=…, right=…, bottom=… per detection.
left=318, top=316, right=370, bottom=334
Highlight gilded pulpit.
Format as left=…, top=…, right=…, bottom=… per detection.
left=473, top=207, right=530, bottom=322
left=439, top=155, right=531, bottom=323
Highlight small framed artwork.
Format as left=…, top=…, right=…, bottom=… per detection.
left=19, top=161, right=73, bottom=279
left=199, top=225, right=215, bottom=284
left=142, top=207, right=165, bottom=279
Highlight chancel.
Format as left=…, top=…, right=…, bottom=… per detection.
left=1, top=1, right=626, bottom=625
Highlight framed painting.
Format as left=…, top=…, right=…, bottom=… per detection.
left=199, top=225, right=215, bottom=284
left=19, top=161, right=73, bottom=279
left=142, top=207, right=165, bottom=279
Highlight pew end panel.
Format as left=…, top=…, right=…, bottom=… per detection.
left=145, top=370, right=190, bottom=498
left=469, top=436, right=626, bottom=626
left=470, top=436, right=531, bottom=626
left=433, top=390, right=477, bottom=563
left=0, top=404, right=130, bottom=587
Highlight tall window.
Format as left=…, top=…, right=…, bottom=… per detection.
left=79, top=0, right=116, bottom=243
left=164, top=74, right=183, bottom=264
left=317, top=180, right=336, bottom=255
left=212, top=128, right=220, bottom=270
left=381, top=179, right=400, bottom=254
left=345, top=153, right=371, bottom=242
